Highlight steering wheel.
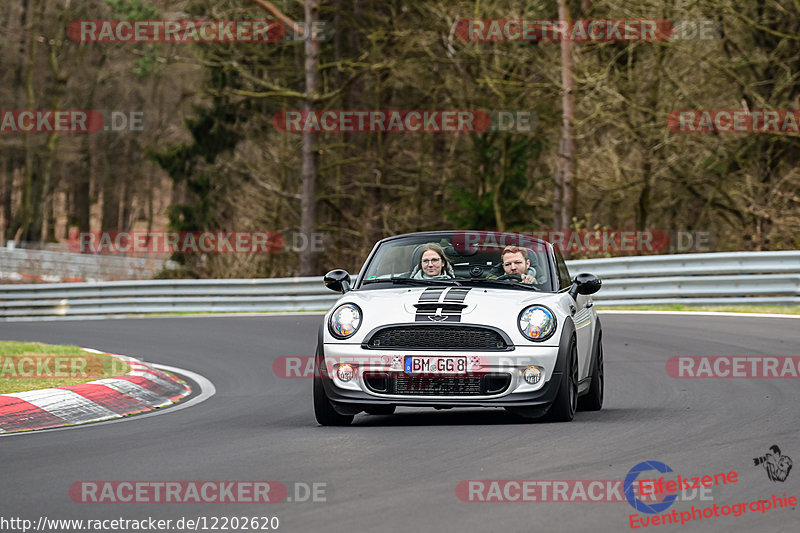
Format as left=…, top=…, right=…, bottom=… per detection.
left=494, top=273, right=522, bottom=281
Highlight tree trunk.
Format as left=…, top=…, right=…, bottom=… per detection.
left=72, top=53, right=105, bottom=234
left=299, top=0, right=320, bottom=276
left=5, top=0, right=28, bottom=240
left=74, top=135, right=92, bottom=233
left=101, top=142, right=119, bottom=230
left=636, top=160, right=651, bottom=230
left=2, top=159, right=14, bottom=240
left=45, top=187, right=56, bottom=242
left=14, top=0, right=40, bottom=241
left=555, top=0, right=575, bottom=230
left=34, top=128, right=60, bottom=240
left=493, top=137, right=509, bottom=231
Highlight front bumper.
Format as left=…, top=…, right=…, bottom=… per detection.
left=318, top=322, right=573, bottom=415
left=321, top=367, right=562, bottom=409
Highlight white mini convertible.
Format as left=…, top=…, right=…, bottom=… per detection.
left=313, top=230, right=603, bottom=425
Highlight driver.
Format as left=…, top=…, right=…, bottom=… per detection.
left=410, top=243, right=454, bottom=279
left=494, top=245, right=537, bottom=284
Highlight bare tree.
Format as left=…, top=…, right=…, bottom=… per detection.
left=300, top=0, right=320, bottom=275
left=251, top=0, right=319, bottom=275
left=555, top=0, right=575, bottom=230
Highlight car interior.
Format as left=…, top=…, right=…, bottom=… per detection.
left=408, top=241, right=545, bottom=281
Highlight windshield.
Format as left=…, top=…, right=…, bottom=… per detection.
left=358, top=231, right=554, bottom=291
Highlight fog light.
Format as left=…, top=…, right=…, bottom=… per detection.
left=337, top=364, right=355, bottom=382
left=523, top=366, right=542, bottom=385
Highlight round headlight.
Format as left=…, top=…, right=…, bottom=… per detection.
left=328, top=303, right=362, bottom=339
left=518, top=305, right=556, bottom=341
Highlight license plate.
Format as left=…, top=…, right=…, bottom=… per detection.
left=404, top=356, right=467, bottom=374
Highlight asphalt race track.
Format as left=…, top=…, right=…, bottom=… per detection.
left=1, top=313, right=799, bottom=533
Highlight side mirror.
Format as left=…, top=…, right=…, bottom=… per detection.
left=324, top=269, right=351, bottom=293
left=569, top=272, right=601, bottom=299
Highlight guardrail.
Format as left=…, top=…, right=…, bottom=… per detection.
left=0, top=251, right=798, bottom=320
left=567, top=251, right=800, bottom=306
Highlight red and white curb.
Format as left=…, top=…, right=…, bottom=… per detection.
left=0, top=348, right=191, bottom=434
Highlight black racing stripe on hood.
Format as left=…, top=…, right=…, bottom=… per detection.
left=414, top=287, right=472, bottom=322
left=444, top=287, right=470, bottom=303
left=418, top=287, right=446, bottom=302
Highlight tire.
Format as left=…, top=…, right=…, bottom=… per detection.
left=578, top=334, right=603, bottom=412
left=545, top=337, right=578, bottom=422
left=313, top=355, right=354, bottom=426
left=364, top=405, right=396, bottom=415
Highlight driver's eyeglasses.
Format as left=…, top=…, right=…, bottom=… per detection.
left=422, top=258, right=441, bottom=264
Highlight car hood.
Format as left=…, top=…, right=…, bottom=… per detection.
left=331, top=285, right=561, bottom=339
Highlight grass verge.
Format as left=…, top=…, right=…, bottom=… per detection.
left=598, top=304, right=800, bottom=315
left=0, top=341, right=130, bottom=395
left=141, top=310, right=327, bottom=317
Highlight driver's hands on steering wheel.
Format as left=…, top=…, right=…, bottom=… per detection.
left=496, top=273, right=534, bottom=284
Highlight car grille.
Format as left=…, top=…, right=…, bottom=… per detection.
left=363, top=372, right=510, bottom=396
left=363, top=326, right=509, bottom=350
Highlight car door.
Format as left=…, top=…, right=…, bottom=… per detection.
left=555, top=249, right=593, bottom=380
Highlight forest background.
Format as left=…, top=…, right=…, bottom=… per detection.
left=1, top=0, right=798, bottom=278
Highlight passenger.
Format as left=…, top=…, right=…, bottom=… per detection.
left=411, top=243, right=454, bottom=279
left=494, top=245, right=537, bottom=284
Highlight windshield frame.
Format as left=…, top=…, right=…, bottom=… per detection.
left=353, top=231, right=556, bottom=292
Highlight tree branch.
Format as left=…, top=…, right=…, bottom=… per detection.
left=250, top=0, right=303, bottom=35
